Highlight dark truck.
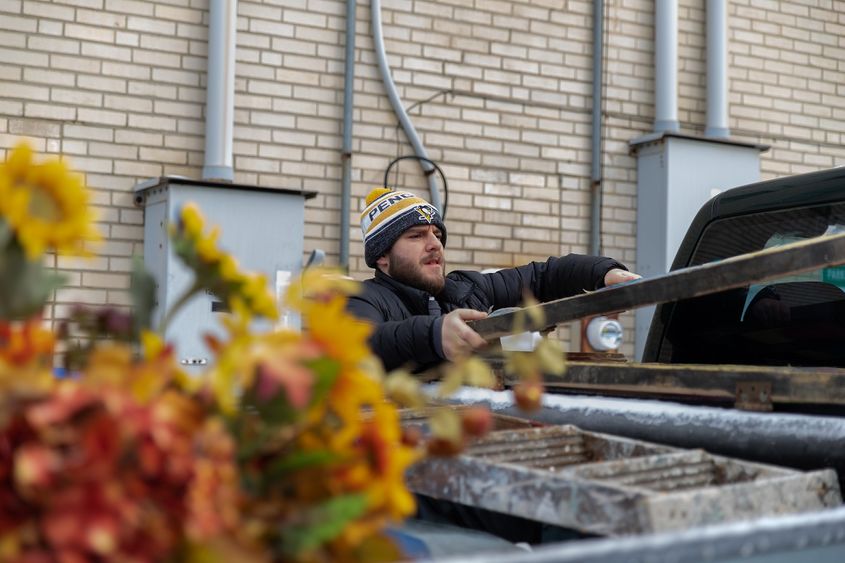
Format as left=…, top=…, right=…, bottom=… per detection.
left=644, top=164, right=845, bottom=372
left=408, top=166, right=845, bottom=562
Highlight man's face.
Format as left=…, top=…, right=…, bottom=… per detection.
left=377, top=225, right=445, bottom=295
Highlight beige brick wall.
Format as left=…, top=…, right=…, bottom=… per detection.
left=2, top=0, right=844, bottom=356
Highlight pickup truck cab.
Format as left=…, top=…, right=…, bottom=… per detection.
left=644, top=165, right=845, bottom=371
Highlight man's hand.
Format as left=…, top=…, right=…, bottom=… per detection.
left=604, top=268, right=641, bottom=287
left=442, top=308, right=488, bottom=361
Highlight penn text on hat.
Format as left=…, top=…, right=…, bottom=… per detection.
left=360, top=187, right=447, bottom=268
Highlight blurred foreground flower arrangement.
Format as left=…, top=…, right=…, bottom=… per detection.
left=0, top=143, right=559, bottom=562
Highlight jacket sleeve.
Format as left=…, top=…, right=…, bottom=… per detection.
left=347, top=295, right=444, bottom=372
left=467, top=254, right=627, bottom=308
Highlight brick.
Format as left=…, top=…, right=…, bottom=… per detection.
left=114, top=159, right=163, bottom=177
left=138, top=147, right=187, bottom=164
left=88, top=142, right=138, bottom=159
left=0, top=100, right=23, bottom=116
left=0, top=14, right=37, bottom=32
left=22, top=67, right=73, bottom=86
left=74, top=9, right=124, bottom=28
left=139, top=34, right=188, bottom=53
left=165, top=134, right=203, bottom=152
left=51, top=88, right=102, bottom=106
left=81, top=42, right=132, bottom=61
left=299, top=29, right=342, bottom=50
left=152, top=68, right=200, bottom=86
left=55, top=287, right=108, bottom=305
left=250, top=19, right=295, bottom=38
left=154, top=99, right=202, bottom=118
left=77, top=107, right=126, bottom=126
left=469, top=25, right=512, bottom=46
left=283, top=9, right=327, bottom=27
left=36, top=20, right=65, bottom=36
left=104, top=289, right=132, bottom=306
left=23, top=1, right=75, bottom=21
left=57, top=256, right=109, bottom=271
left=64, top=124, right=114, bottom=142
left=99, top=62, right=150, bottom=81
left=29, top=35, right=79, bottom=54
left=50, top=54, right=100, bottom=73
left=238, top=61, right=276, bottom=80
left=108, top=225, right=144, bottom=240
left=155, top=4, right=202, bottom=23
left=235, top=155, right=279, bottom=173
left=1, top=81, right=50, bottom=101
left=108, top=257, right=133, bottom=272
left=25, top=103, right=76, bottom=120
left=66, top=23, right=115, bottom=43
left=175, top=117, right=203, bottom=135
left=118, top=209, right=144, bottom=226
left=131, top=48, right=180, bottom=68
left=119, top=0, right=164, bottom=19
left=126, top=14, right=177, bottom=36
left=240, top=3, right=282, bottom=20
left=68, top=156, right=113, bottom=173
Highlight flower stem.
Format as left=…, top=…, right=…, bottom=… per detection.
left=158, top=281, right=203, bottom=335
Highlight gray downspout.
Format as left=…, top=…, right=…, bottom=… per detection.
left=589, top=0, right=604, bottom=256
left=654, top=0, right=679, bottom=133
left=340, top=0, right=356, bottom=268
left=705, top=0, right=729, bottom=137
left=202, top=0, right=237, bottom=181
left=370, top=0, right=442, bottom=213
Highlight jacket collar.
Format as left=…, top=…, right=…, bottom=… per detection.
left=373, top=269, right=430, bottom=313
left=373, top=269, right=475, bottom=310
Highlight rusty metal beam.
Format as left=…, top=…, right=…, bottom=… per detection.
left=501, top=361, right=845, bottom=409
left=468, top=232, right=845, bottom=339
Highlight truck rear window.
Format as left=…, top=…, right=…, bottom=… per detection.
left=656, top=202, right=845, bottom=366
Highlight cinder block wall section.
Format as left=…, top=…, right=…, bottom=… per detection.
left=1, top=0, right=844, bottom=357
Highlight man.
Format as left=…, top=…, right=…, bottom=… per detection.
left=348, top=187, right=640, bottom=372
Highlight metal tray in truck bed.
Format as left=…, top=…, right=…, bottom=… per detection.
left=406, top=424, right=841, bottom=536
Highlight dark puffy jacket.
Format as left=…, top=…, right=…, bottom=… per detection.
left=347, top=254, right=625, bottom=372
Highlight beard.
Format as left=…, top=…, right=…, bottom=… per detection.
left=387, top=252, right=446, bottom=295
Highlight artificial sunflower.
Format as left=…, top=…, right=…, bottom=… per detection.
left=306, top=295, right=373, bottom=369
left=358, top=401, right=419, bottom=519
left=285, top=266, right=360, bottom=313
left=169, top=203, right=278, bottom=323
left=0, top=318, right=56, bottom=394
left=0, top=143, right=100, bottom=259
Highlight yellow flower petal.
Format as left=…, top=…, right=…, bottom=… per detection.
left=0, top=142, right=101, bottom=259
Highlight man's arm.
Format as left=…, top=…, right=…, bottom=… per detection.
left=521, top=254, right=628, bottom=300
left=347, top=295, right=444, bottom=372
left=458, top=254, right=628, bottom=309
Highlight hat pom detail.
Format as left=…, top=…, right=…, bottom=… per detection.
left=365, top=187, right=393, bottom=206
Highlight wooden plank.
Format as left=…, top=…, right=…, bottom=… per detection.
left=501, top=361, right=845, bottom=407
left=468, top=232, right=845, bottom=339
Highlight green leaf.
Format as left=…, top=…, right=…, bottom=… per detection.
left=129, top=255, right=157, bottom=336
left=280, top=493, right=369, bottom=556
left=306, top=357, right=341, bottom=407
left=0, top=237, right=65, bottom=320
left=266, top=449, right=339, bottom=477
left=244, top=392, right=299, bottom=426
left=0, top=220, right=12, bottom=249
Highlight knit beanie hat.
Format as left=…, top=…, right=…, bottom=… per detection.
left=360, top=187, right=447, bottom=268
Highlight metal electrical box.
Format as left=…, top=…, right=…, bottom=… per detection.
left=134, top=177, right=315, bottom=369
left=629, top=132, right=767, bottom=360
